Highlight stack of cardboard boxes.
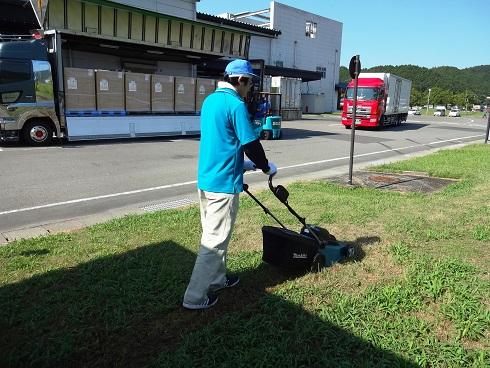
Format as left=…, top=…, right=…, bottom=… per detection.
left=151, top=75, right=175, bottom=112
left=174, top=77, right=196, bottom=112
left=125, top=73, right=151, bottom=112
left=196, top=78, right=216, bottom=112
left=96, top=71, right=125, bottom=111
left=63, top=68, right=96, bottom=111
left=63, top=68, right=216, bottom=114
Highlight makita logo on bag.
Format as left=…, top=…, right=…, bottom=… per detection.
left=292, top=252, right=308, bottom=259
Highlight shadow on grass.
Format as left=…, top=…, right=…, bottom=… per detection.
left=1, top=239, right=416, bottom=367
left=344, top=235, right=380, bottom=263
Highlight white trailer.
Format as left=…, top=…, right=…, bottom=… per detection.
left=359, top=73, right=412, bottom=115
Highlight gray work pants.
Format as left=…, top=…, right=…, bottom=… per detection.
left=183, top=189, right=239, bottom=304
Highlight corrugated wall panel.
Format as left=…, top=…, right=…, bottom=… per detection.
left=169, top=20, right=181, bottom=46
left=212, top=30, right=221, bottom=53
left=100, top=7, right=115, bottom=36
left=157, top=18, right=169, bottom=45
left=84, top=2, right=99, bottom=34
left=144, top=15, right=156, bottom=43
left=116, top=9, right=129, bottom=39
left=182, top=23, right=192, bottom=48
left=193, top=25, right=203, bottom=50
left=222, top=32, right=232, bottom=55
left=130, top=12, right=143, bottom=41
left=203, top=28, right=213, bottom=52
left=46, top=0, right=250, bottom=59
left=49, top=0, right=65, bottom=28
left=67, top=0, right=82, bottom=31
left=232, top=33, right=240, bottom=56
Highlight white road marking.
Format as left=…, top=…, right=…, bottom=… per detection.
left=278, top=134, right=483, bottom=170
left=0, top=180, right=197, bottom=216
left=0, top=147, right=3, bottom=152
left=0, top=133, right=483, bottom=216
left=0, top=146, right=62, bottom=152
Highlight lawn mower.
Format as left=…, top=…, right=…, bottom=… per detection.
left=243, top=176, right=354, bottom=272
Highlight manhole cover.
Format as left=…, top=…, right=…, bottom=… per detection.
left=369, top=175, right=401, bottom=184
left=327, top=171, right=458, bottom=193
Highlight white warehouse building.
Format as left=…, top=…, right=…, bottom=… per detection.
left=220, top=1, right=342, bottom=113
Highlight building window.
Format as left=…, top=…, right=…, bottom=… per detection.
left=316, top=66, right=326, bottom=78
left=306, top=21, right=317, bottom=38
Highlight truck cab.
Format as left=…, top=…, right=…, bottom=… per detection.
left=341, top=78, right=385, bottom=128
left=0, top=39, right=60, bottom=145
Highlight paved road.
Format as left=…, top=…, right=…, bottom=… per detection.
left=0, top=114, right=487, bottom=241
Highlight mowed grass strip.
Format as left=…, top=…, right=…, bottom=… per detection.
left=0, top=144, right=489, bottom=367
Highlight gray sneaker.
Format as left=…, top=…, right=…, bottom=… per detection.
left=183, top=294, right=219, bottom=310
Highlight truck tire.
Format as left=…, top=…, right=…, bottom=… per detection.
left=22, top=120, right=54, bottom=146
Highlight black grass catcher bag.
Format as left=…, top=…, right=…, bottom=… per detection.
left=244, top=176, right=354, bottom=272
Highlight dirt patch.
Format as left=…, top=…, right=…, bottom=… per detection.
left=328, top=171, right=459, bottom=193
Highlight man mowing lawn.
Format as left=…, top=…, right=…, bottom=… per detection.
left=182, top=59, right=277, bottom=310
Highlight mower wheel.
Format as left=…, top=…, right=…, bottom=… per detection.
left=262, top=130, right=272, bottom=140
left=310, top=253, right=325, bottom=273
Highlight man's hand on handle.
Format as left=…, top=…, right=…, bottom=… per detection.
left=243, top=160, right=257, bottom=172
left=264, top=162, right=277, bottom=177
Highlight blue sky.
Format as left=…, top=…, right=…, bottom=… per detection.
left=197, top=0, right=489, bottom=69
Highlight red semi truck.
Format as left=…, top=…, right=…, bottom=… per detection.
left=341, top=73, right=411, bottom=129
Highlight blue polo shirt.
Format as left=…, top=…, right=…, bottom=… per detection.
left=198, top=87, right=258, bottom=194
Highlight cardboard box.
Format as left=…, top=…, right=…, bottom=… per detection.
left=151, top=75, right=175, bottom=112
left=96, top=70, right=125, bottom=111
left=63, top=67, right=96, bottom=111
left=174, top=77, right=196, bottom=112
left=125, top=72, right=151, bottom=112
left=195, top=78, right=216, bottom=112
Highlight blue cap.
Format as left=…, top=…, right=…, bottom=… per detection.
left=225, top=59, right=258, bottom=78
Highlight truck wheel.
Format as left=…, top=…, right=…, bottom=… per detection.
left=22, top=120, right=54, bottom=146
left=345, top=125, right=351, bottom=129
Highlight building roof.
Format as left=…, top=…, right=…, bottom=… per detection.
left=196, top=12, right=281, bottom=37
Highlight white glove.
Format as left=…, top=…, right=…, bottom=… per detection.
left=243, top=160, right=256, bottom=172
left=264, top=162, right=277, bottom=176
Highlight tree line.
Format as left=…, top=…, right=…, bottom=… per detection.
left=339, top=64, right=490, bottom=108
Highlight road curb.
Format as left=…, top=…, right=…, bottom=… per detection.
left=0, top=140, right=481, bottom=245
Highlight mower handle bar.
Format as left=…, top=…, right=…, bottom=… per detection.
left=267, top=176, right=324, bottom=245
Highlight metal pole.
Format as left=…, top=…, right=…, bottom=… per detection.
left=348, top=55, right=360, bottom=185
left=485, top=107, right=490, bottom=144
left=426, top=88, right=431, bottom=115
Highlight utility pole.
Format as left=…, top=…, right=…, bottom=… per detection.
left=426, top=88, right=431, bottom=115
left=485, top=97, right=490, bottom=144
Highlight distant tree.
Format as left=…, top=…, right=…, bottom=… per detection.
left=453, top=92, right=467, bottom=109
left=339, top=66, right=350, bottom=82
left=338, top=64, right=490, bottom=103
left=410, top=89, right=424, bottom=107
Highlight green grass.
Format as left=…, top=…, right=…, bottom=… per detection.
left=1, top=144, right=489, bottom=367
